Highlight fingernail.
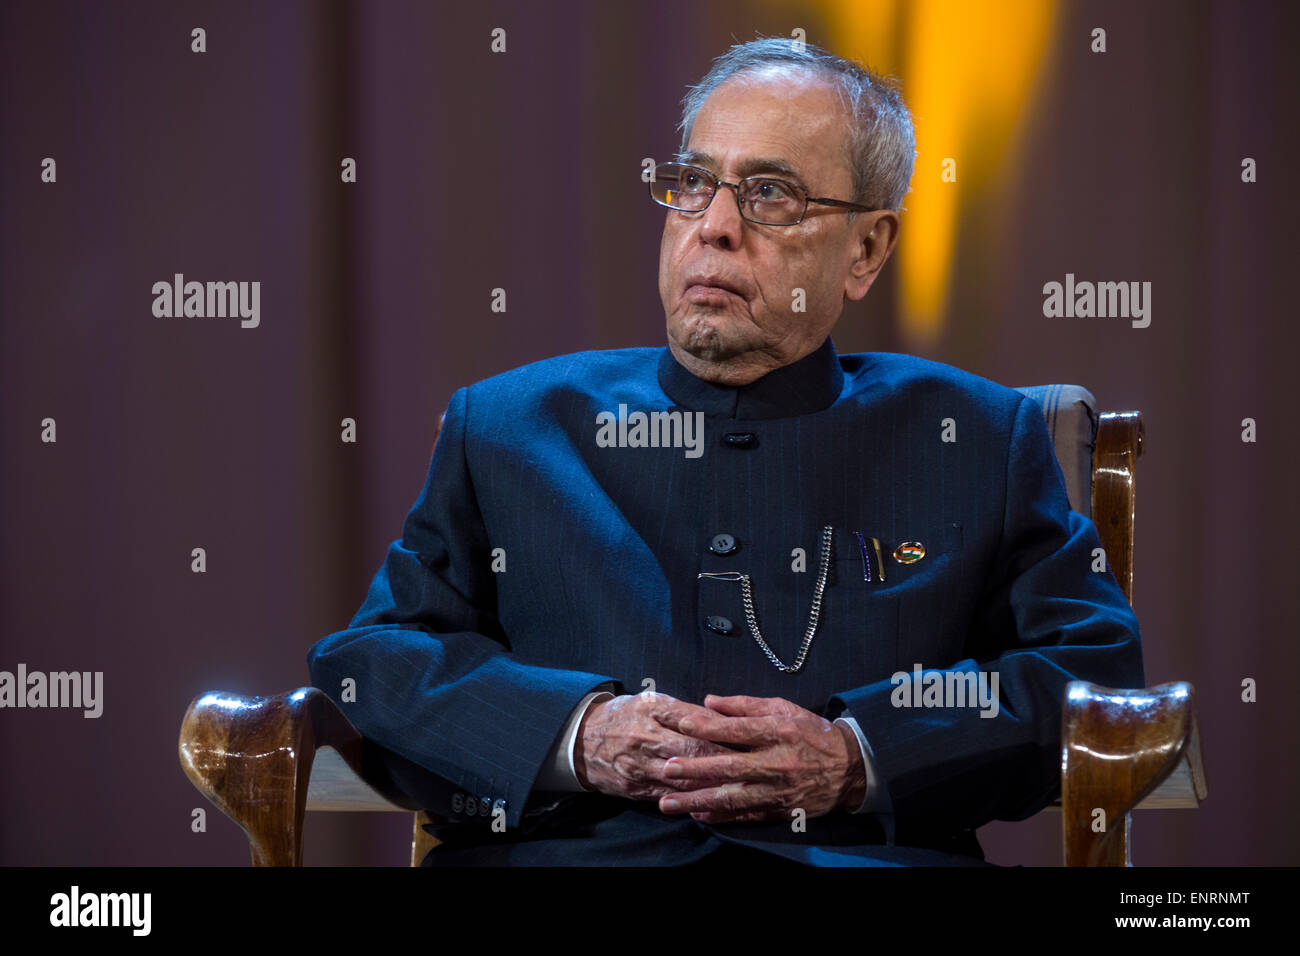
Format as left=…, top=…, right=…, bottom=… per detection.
left=680, top=719, right=695, bottom=733
left=665, top=761, right=682, bottom=777
left=661, top=797, right=680, bottom=811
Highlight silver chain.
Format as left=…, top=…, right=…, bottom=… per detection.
left=698, top=525, right=834, bottom=674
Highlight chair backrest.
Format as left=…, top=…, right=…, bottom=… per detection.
left=1014, top=384, right=1098, bottom=518
left=1015, top=384, right=1143, bottom=606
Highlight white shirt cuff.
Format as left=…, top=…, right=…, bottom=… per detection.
left=834, top=716, right=893, bottom=815
left=533, top=688, right=616, bottom=792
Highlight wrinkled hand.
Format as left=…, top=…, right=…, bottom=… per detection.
left=574, top=692, right=735, bottom=801
left=656, top=694, right=865, bottom=824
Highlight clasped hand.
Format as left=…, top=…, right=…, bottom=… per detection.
left=574, top=692, right=864, bottom=824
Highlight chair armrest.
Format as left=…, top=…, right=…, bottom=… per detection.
left=178, top=687, right=419, bottom=865
left=1061, top=680, right=1208, bottom=866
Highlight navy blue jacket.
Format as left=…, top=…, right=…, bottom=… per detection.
left=306, top=337, right=1144, bottom=865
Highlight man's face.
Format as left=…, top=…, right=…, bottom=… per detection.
left=658, top=67, right=895, bottom=384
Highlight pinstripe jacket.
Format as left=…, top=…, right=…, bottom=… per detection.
left=306, top=336, right=1144, bottom=865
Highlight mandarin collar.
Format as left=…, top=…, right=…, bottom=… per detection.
left=657, top=336, right=844, bottom=420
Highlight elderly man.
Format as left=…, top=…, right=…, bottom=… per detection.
left=307, top=38, right=1143, bottom=866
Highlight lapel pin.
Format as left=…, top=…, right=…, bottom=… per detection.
left=893, top=541, right=926, bottom=564
left=853, top=532, right=887, bottom=582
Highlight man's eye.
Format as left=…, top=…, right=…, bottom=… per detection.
left=753, top=180, right=793, bottom=202
left=680, top=172, right=709, bottom=192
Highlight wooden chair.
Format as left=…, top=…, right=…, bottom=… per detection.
left=178, top=385, right=1206, bottom=866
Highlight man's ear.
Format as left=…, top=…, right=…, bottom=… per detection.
left=844, top=210, right=900, bottom=302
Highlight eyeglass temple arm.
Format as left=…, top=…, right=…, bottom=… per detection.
left=808, top=197, right=877, bottom=212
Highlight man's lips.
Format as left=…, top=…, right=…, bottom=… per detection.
left=684, top=285, right=744, bottom=305
left=683, top=277, right=749, bottom=300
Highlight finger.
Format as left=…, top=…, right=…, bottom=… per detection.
left=659, top=764, right=736, bottom=791
left=645, top=728, right=734, bottom=760
left=676, top=712, right=782, bottom=748
left=663, top=754, right=777, bottom=783
left=651, top=697, right=726, bottom=733
left=658, top=783, right=775, bottom=816
left=665, top=775, right=735, bottom=793
left=703, top=694, right=798, bottom=717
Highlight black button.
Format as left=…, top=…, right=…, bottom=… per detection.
left=722, top=432, right=758, bottom=448
left=709, top=533, right=738, bottom=555
left=705, top=615, right=734, bottom=635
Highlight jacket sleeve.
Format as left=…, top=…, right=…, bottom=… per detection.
left=827, top=394, right=1145, bottom=841
left=306, top=386, right=619, bottom=829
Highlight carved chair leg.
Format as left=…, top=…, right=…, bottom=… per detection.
left=246, top=785, right=307, bottom=867
left=411, top=810, right=442, bottom=866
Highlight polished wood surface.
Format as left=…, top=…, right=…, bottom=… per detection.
left=178, top=687, right=417, bottom=865
left=1092, top=411, right=1143, bottom=605
left=1062, top=680, right=1207, bottom=866
left=412, top=810, right=440, bottom=867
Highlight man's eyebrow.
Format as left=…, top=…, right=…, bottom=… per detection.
left=675, top=150, right=809, bottom=186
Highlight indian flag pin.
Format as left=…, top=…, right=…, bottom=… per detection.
left=893, top=541, right=926, bottom=564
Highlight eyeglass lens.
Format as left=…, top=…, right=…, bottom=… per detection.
left=653, top=164, right=805, bottom=224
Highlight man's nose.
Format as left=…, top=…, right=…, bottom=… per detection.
left=695, top=183, right=745, bottom=248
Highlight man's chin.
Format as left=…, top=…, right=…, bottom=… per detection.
left=669, top=316, right=745, bottom=363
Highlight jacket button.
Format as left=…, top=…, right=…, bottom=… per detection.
left=709, top=533, right=738, bottom=555
left=705, top=615, right=734, bottom=635
left=722, top=432, right=758, bottom=448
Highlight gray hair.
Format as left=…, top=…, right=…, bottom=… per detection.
left=677, top=37, right=916, bottom=214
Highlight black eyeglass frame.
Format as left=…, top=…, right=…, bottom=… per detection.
left=648, top=161, right=878, bottom=225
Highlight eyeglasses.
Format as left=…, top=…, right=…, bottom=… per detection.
left=648, top=162, right=876, bottom=226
